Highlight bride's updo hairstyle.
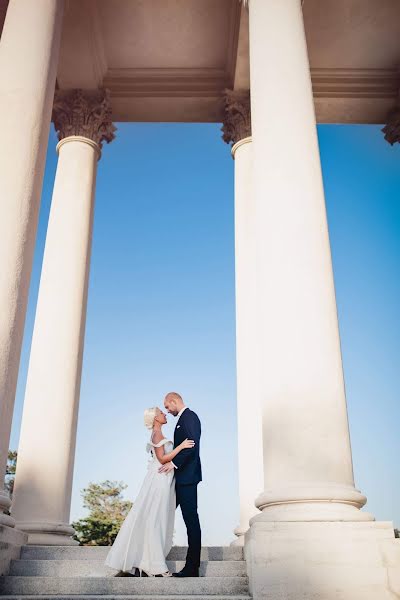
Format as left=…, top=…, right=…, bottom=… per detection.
left=144, top=407, right=157, bottom=430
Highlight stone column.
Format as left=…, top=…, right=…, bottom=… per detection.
left=0, top=0, right=64, bottom=527
left=11, top=90, right=116, bottom=545
left=222, top=90, right=263, bottom=545
left=247, top=0, right=370, bottom=524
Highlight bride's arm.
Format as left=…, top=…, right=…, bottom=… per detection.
left=154, top=439, right=195, bottom=465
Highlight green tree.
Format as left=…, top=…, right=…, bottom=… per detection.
left=5, top=450, right=17, bottom=499
left=72, top=480, right=132, bottom=546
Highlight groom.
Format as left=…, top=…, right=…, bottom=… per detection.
left=159, top=392, right=202, bottom=578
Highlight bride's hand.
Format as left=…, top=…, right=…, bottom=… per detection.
left=180, top=438, right=195, bottom=450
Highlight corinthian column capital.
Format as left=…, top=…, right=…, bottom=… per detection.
left=382, top=94, right=400, bottom=145
left=221, top=89, right=251, bottom=146
left=52, top=88, right=116, bottom=149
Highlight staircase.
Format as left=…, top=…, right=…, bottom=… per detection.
left=0, top=545, right=250, bottom=599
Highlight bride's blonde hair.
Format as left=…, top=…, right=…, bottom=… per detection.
left=144, top=407, right=157, bottom=430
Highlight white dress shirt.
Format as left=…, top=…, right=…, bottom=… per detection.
left=177, top=406, right=188, bottom=419
left=172, top=406, right=188, bottom=468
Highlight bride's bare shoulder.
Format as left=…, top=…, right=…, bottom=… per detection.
left=151, top=430, right=165, bottom=445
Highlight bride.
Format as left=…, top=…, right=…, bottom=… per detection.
left=105, top=407, right=195, bottom=577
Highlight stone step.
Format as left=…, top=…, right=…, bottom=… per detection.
left=0, top=596, right=251, bottom=600
left=20, top=547, right=244, bottom=562
left=9, top=560, right=247, bottom=578
left=0, top=576, right=249, bottom=596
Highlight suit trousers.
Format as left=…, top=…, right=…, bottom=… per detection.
left=176, top=482, right=201, bottom=572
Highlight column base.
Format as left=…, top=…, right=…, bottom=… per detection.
left=14, top=521, right=79, bottom=546
left=254, top=483, right=373, bottom=522
left=245, top=520, right=400, bottom=600
left=0, top=513, right=16, bottom=528
left=0, top=491, right=15, bottom=527
left=230, top=525, right=246, bottom=547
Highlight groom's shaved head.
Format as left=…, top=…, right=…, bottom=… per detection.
left=165, top=392, right=182, bottom=403
left=164, top=392, right=184, bottom=416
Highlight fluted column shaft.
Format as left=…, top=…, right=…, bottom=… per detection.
left=0, top=0, right=64, bottom=526
left=222, top=91, right=263, bottom=544
left=11, top=90, right=116, bottom=545
left=248, top=0, right=370, bottom=522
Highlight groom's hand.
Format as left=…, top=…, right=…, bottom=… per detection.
left=159, top=462, right=175, bottom=474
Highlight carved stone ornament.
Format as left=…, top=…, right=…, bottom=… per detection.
left=221, top=89, right=251, bottom=146
left=382, top=96, right=400, bottom=145
left=52, top=88, right=116, bottom=148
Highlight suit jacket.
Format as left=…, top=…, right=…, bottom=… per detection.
left=173, top=408, right=202, bottom=485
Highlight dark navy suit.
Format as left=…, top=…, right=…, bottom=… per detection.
left=173, top=408, right=202, bottom=574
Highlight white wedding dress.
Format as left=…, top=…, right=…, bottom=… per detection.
left=105, top=438, right=176, bottom=575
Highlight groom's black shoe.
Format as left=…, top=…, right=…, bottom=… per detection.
left=172, top=568, right=199, bottom=578
left=114, top=570, right=135, bottom=577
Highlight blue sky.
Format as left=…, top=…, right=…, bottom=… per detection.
left=9, top=122, right=400, bottom=545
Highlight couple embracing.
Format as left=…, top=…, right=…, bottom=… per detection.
left=105, top=392, right=202, bottom=578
